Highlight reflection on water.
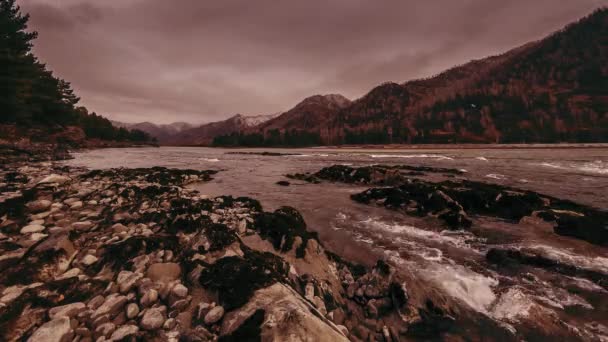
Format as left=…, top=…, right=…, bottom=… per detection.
left=65, top=146, right=608, bottom=338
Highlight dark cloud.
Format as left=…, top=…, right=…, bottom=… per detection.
left=18, top=0, right=606, bottom=124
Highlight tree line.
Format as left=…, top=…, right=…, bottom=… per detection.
left=0, top=0, right=154, bottom=143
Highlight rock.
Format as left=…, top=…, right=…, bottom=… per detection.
left=337, top=325, right=349, bottom=336
left=276, top=181, right=290, bottom=186
left=171, top=283, right=188, bottom=298
left=111, top=223, right=128, bottom=233
left=20, top=224, right=45, bottom=234
left=147, top=263, right=181, bottom=284
left=163, top=318, right=177, bottom=330
left=95, top=322, right=115, bottom=339
left=30, top=232, right=48, bottom=241
left=110, top=325, right=139, bottom=341
left=304, top=282, right=315, bottom=301
left=88, top=295, right=105, bottom=310
left=72, top=221, right=93, bottom=231
left=56, top=268, right=81, bottom=280
left=81, top=254, right=98, bottom=266
left=91, top=294, right=127, bottom=320
left=141, top=307, right=166, bottom=330
left=49, top=302, right=86, bottom=319
left=38, top=174, right=71, bottom=185
left=312, top=296, right=327, bottom=316
left=116, top=271, right=144, bottom=294
left=27, top=199, right=52, bottom=213
left=221, top=284, right=348, bottom=341
left=126, top=303, right=140, bottom=319
left=70, top=201, right=83, bottom=210
left=204, top=306, right=225, bottom=325
left=140, top=289, right=159, bottom=307
left=28, top=316, right=74, bottom=342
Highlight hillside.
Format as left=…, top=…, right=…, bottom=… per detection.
left=111, top=121, right=195, bottom=144
left=211, top=8, right=607, bottom=146
left=211, top=94, right=351, bottom=147
left=0, top=0, right=154, bottom=149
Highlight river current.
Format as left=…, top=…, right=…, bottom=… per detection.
left=65, top=146, right=608, bottom=340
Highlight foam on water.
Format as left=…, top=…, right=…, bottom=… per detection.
left=357, top=218, right=478, bottom=250
left=425, top=263, right=499, bottom=312
left=524, top=244, right=608, bottom=274
left=491, top=287, right=535, bottom=321
left=486, top=173, right=506, bottom=180
left=369, top=154, right=454, bottom=161
left=476, top=156, right=489, bottom=162
left=537, top=160, right=608, bottom=175
left=200, top=158, right=220, bottom=162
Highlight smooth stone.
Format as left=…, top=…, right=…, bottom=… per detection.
left=116, top=271, right=144, bottom=294
left=73, top=221, right=94, bottom=231
left=26, top=199, right=52, bottom=213
left=146, top=263, right=181, bottom=284
left=171, top=284, right=188, bottom=298
left=20, top=224, right=45, bottom=234
left=126, top=303, right=140, bottom=319
left=140, top=307, right=166, bottom=330
left=204, top=306, right=225, bottom=325
left=38, top=174, right=71, bottom=185
left=81, top=255, right=98, bottom=266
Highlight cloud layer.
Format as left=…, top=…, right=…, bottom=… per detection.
left=19, top=0, right=606, bottom=124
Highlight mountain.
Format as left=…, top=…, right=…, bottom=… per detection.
left=212, top=8, right=608, bottom=146
left=166, top=113, right=280, bottom=146
left=111, top=121, right=195, bottom=143
left=211, top=94, right=351, bottom=147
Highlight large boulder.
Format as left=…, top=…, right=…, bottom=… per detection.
left=221, top=283, right=348, bottom=341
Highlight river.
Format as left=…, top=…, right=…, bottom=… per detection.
left=65, top=146, right=608, bottom=340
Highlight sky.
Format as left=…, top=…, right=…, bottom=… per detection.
left=18, top=0, right=606, bottom=124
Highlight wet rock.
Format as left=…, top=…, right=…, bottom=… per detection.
left=28, top=316, right=73, bottom=342
left=199, top=250, right=289, bottom=310
left=276, top=181, right=290, bottom=186
left=204, top=306, right=225, bottom=325
left=253, top=206, right=318, bottom=257
left=140, top=306, right=166, bottom=330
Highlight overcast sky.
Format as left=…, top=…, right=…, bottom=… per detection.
left=18, top=0, right=606, bottom=124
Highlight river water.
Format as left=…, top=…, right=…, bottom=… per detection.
left=65, top=146, right=608, bottom=340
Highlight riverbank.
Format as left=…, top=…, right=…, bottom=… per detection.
left=0, top=155, right=430, bottom=341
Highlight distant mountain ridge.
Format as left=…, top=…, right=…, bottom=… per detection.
left=207, top=8, right=607, bottom=146
left=120, top=113, right=280, bottom=145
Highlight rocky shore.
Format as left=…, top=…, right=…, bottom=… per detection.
left=0, top=157, right=444, bottom=341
